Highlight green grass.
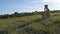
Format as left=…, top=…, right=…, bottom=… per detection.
left=0, top=13, right=60, bottom=34
left=0, top=15, right=41, bottom=25
left=26, top=14, right=60, bottom=34
left=0, top=15, right=41, bottom=34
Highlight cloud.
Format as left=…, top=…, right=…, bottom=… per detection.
left=28, top=0, right=60, bottom=10
left=31, top=0, right=60, bottom=3
left=43, top=0, right=60, bottom=3
left=40, top=0, right=60, bottom=10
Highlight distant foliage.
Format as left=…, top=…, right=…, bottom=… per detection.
left=0, top=10, right=60, bottom=19
left=0, top=11, right=41, bottom=19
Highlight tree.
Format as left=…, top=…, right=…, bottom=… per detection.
left=14, top=12, right=18, bottom=17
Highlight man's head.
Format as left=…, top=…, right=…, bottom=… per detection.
left=45, top=5, right=48, bottom=8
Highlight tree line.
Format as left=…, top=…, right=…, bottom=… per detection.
left=0, top=11, right=42, bottom=19
left=0, top=10, right=60, bottom=19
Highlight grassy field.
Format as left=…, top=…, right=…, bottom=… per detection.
left=0, top=13, right=60, bottom=34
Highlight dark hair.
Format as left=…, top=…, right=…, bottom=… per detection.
left=45, top=5, right=48, bottom=8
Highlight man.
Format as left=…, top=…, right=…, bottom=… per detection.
left=42, top=5, right=50, bottom=19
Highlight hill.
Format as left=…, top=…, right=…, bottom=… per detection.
left=0, top=11, right=60, bottom=34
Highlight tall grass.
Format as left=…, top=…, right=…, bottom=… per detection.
left=0, top=13, right=60, bottom=34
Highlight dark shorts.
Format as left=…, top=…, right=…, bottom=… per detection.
left=42, top=15, right=48, bottom=19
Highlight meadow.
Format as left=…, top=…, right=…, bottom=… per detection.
left=0, top=12, right=60, bottom=34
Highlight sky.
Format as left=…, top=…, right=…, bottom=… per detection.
left=0, top=0, right=60, bottom=15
